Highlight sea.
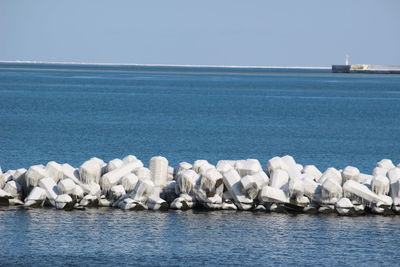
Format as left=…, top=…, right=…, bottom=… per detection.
left=0, top=62, right=400, bottom=266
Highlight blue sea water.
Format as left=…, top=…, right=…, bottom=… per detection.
left=1, top=63, right=400, bottom=266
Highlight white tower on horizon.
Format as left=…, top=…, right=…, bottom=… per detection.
left=345, top=55, right=350, bottom=65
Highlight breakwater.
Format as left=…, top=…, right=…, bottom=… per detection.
left=1, top=155, right=399, bottom=216
left=332, top=64, right=400, bottom=74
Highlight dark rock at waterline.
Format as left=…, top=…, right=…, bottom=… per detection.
left=0, top=197, right=10, bottom=206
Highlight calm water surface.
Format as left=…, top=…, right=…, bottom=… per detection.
left=0, top=63, right=400, bottom=266
left=1, top=207, right=400, bottom=266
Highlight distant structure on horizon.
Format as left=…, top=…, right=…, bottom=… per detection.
left=332, top=55, right=400, bottom=74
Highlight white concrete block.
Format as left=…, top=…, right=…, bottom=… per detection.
left=120, top=173, right=138, bottom=193
left=123, top=155, right=137, bottom=164
left=176, top=162, right=192, bottom=174
left=321, top=177, right=342, bottom=203
left=288, top=178, right=305, bottom=202
left=4, top=180, right=22, bottom=199
left=240, top=175, right=259, bottom=199
left=260, top=186, right=288, bottom=203
left=216, top=160, right=235, bottom=173
left=131, top=179, right=155, bottom=203
left=46, top=161, right=64, bottom=183
left=38, top=177, right=59, bottom=205
left=281, top=155, right=302, bottom=180
left=269, top=169, right=289, bottom=189
left=371, top=175, right=390, bottom=195
left=342, top=166, right=361, bottom=184
left=301, top=176, right=319, bottom=200
left=177, top=169, right=199, bottom=194
left=343, top=180, right=391, bottom=206
left=62, top=164, right=81, bottom=184
left=147, top=195, right=168, bottom=210
left=57, top=178, right=76, bottom=195
left=201, top=168, right=223, bottom=193
left=81, top=182, right=101, bottom=197
left=25, top=165, right=47, bottom=188
left=222, top=168, right=253, bottom=210
left=267, top=156, right=287, bottom=174
left=318, top=167, right=342, bottom=185
left=55, top=194, right=73, bottom=210
left=193, top=160, right=210, bottom=173
left=373, top=167, right=387, bottom=177
left=376, top=159, right=395, bottom=170
left=79, top=194, right=98, bottom=207
left=79, top=160, right=102, bottom=184
left=134, top=167, right=151, bottom=180
left=149, top=156, right=169, bottom=188
left=24, top=186, right=46, bottom=207
left=110, top=185, right=126, bottom=200
left=12, top=168, right=27, bottom=186
left=301, top=165, right=322, bottom=181
left=335, top=197, right=354, bottom=216
left=106, top=158, right=124, bottom=173
left=237, top=159, right=262, bottom=177
left=251, top=170, right=269, bottom=189
left=101, top=161, right=143, bottom=191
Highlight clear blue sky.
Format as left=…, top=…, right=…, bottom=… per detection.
left=1, top=0, right=399, bottom=67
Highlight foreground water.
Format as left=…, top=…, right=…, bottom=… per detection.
left=1, top=207, right=400, bottom=266
left=1, top=63, right=400, bottom=266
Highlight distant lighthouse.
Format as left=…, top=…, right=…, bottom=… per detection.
left=345, top=55, right=350, bottom=65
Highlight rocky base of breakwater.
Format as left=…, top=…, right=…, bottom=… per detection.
left=1, top=155, right=400, bottom=216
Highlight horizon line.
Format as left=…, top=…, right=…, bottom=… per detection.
left=0, top=60, right=331, bottom=70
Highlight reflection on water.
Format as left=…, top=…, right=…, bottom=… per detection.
left=1, top=208, right=400, bottom=266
